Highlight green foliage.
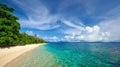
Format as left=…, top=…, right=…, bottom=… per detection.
left=0, top=3, right=46, bottom=47
left=19, top=33, right=46, bottom=45
left=0, top=3, right=20, bottom=47
left=0, top=3, right=14, bottom=12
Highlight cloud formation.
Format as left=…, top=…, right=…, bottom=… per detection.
left=61, top=25, right=110, bottom=42
left=99, top=17, right=120, bottom=41
left=43, top=36, right=59, bottom=42
left=12, top=0, right=60, bottom=30
left=26, top=30, right=40, bottom=37
left=8, top=0, right=120, bottom=42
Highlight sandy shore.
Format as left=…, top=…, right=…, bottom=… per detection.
left=0, top=43, right=45, bottom=67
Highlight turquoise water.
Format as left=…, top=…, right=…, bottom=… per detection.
left=10, top=42, right=120, bottom=67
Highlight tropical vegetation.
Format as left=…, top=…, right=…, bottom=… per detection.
left=0, top=3, right=46, bottom=47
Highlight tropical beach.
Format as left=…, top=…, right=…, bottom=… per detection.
left=0, top=43, right=45, bottom=67
left=0, top=0, right=120, bottom=67
left=0, top=42, right=119, bottom=67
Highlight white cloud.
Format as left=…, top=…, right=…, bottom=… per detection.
left=62, top=20, right=84, bottom=30
left=59, top=0, right=120, bottom=42
left=64, top=33, right=76, bottom=41
left=99, top=17, right=120, bottom=41
left=85, top=26, right=93, bottom=33
left=25, top=30, right=39, bottom=37
left=60, top=19, right=85, bottom=35
left=59, top=6, right=120, bottom=42
left=61, top=17, right=120, bottom=42
left=12, top=0, right=120, bottom=42
left=12, top=0, right=60, bottom=30
left=62, top=25, right=110, bottom=42
left=26, top=31, right=34, bottom=36
left=43, top=36, right=59, bottom=42
left=60, top=28, right=82, bottom=35
left=83, top=26, right=103, bottom=42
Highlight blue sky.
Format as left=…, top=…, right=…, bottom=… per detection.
left=1, top=0, right=120, bottom=42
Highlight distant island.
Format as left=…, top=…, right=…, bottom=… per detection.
left=0, top=3, right=46, bottom=47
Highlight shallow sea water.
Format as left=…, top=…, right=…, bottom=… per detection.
left=8, top=42, right=120, bottom=67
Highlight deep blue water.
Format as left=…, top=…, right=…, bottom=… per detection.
left=10, top=42, right=120, bottom=67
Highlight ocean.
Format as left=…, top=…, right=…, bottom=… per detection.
left=6, top=42, right=120, bottom=67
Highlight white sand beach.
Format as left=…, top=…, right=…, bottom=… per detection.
left=0, top=43, right=45, bottom=67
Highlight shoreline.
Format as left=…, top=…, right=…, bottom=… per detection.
left=0, top=43, right=46, bottom=67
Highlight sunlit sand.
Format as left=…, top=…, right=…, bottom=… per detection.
left=0, top=43, right=45, bottom=67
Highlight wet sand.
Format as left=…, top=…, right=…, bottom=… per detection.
left=0, top=44, right=45, bottom=67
